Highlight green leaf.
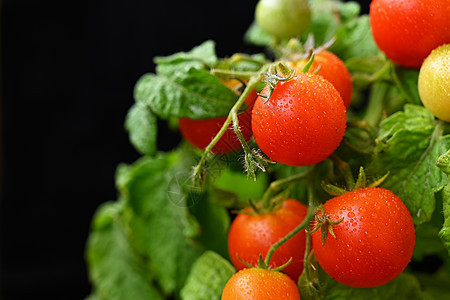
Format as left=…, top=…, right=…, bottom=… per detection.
left=85, top=201, right=164, bottom=300
left=120, top=153, right=204, bottom=295
left=413, top=223, right=448, bottom=261
left=346, top=55, right=389, bottom=89
left=330, top=15, right=380, bottom=61
left=180, top=251, right=236, bottom=300
left=437, top=149, right=450, bottom=175
left=416, top=268, right=450, bottom=299
left=133, top=68, right=238, bottom=119
left=437, top=149, right=450, bottom=255
left=189, top=191, right=231, bottom=258
left=323, top=273, right=431, bottom=300
left=338, top=1, right=360, bottom=22
left=369, top=105, right=450, bottom=224
left=346, top=55, right=387, bottom=75
left=84, top=293, right=102, bottom=300
left=125, top=102, right=157, bottom=156
left=391, top=65, right=422, bottom=105
left=302, top=0, right=342, bottom=46
left=155, top=40, right=218, bottom=76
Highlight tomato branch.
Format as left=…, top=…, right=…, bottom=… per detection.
left=193, top=67, right=271, bottom=185
left=263, top=180, right=318, bottom=268
left=260, top=166, right=316, bottom=209
left=363, top=80, right=390, bottom=128
left=210, top=69, right=258, bottom=80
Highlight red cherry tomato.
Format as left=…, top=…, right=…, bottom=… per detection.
left=311, top=187, right=416, bottom=288
left=251, top=73, right=347, bottom=166
left=287, top=50, right=353, bottom=108
left=228, top=199, right=307, bottom=282
left=369, top=0, right=450, bottom=68
left=221, top=268, right=301, bottom=300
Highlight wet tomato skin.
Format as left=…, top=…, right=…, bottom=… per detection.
left=311, top=187, right=416, bottom=288
left=369, top=0, right=450, bottom=68
left=287, top=50, right=353, bottom=108
left=251, top=73, right=347, bottom=166
left=227, top=199, right=307, bottom=282
left=221, top=268, right=301, bottom=300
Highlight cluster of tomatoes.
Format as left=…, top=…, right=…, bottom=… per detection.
left=178, top=0, right=449, bottom=298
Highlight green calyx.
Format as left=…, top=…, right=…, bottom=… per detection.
left=309, top=205, right=344, bottom=246
left=322, top=155, right=390, bottom=196
left=259, top=61, right=296, bottom=103
left=236, top=253, right=293, bottom=273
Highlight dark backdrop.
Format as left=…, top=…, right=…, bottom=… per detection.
left=0, top=0, right=370, bottom=299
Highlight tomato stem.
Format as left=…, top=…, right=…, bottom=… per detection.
left=261, top=166, right=316, bottom=209
left=303, top=229, right=312, bottom=282
left=363, top=80, right=390, bottom=128
left=193, top=66, right=272, bottom=184
left=210, top=69, right=258, bottom=80
left=263, top=179, right=318, bottom=268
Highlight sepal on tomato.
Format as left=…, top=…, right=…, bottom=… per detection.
left=235, top=252, right=293, bottom=273
left=323, top=159, right=390, bottom=196
left=310, top=205, right=344, bottom=246
left=259, top=61, right=296, bottom=103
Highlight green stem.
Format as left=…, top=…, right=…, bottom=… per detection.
left=193, top=69, right=267, bottom=183
left=210, top=69, right=258, bottom=80
left=303, top=230, right=312, bottom=282
left=363, top=80, right=390, bottom=128
left=261, top=166, right=316, bottom=209
left=264, top=180, right=318, bottom=267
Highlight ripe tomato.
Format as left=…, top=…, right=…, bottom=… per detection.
left=221, top=268, right=301, bottom=300
left=287, top=51, right=353, bottom=108
left=369, top=0, right=450, bottom=68
left=228, top=199, right=307, bottom=282
left=311, top=187, right=415, bottom=288
left=251, top=73, right=347, bottom=166
left=178, top=79, right=256, bottom=154
left=255, top=0, right=311, bottom=39
left=418, top=44, right=450, bottom=122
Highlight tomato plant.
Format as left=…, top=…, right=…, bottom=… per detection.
left=255, top=0, right=311, bottom=39
left=228, top=198, right=307, bottom=282
left=287, top=50, right=353, bottom=108
left=418, top=44, right=450, bottom=122
left=369, top=0, right=450, bottom=68
left=311, top=187, right=416, bottom=288
left=86, top=1, right=450, bottom=299
left=251, top=72, right=347, bottom=166
left=221, top=267, right=300, bottom=300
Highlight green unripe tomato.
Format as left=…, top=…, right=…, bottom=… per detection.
left=255, top=0, right=311, bottom=39
left=418, top=44, right=450, bottom=122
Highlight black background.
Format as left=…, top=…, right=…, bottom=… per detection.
left=0, top=0, right=370, bottom=299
